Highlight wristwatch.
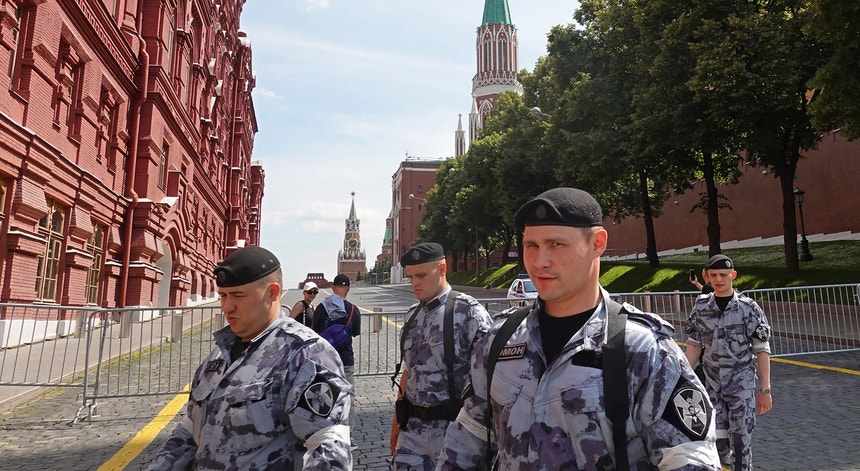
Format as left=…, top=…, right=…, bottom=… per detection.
left=758, top=387, right=771, bottom=394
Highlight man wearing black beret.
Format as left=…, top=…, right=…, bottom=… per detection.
left=686, top=254, right=773, bottom=470
left=389, top=242, right=491, bottom=469
left=438, top=188, right=721, bottom=470
left=150, top=246, right=353, bottom=470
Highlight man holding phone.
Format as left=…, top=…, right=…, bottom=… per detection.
left=689, top=267, right=714, bottom=294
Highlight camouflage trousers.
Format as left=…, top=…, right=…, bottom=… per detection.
left=392, top=418, right=450, bottom=471
left=712, top=388, right=757, bottom=471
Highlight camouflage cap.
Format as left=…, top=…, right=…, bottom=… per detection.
left=400, top=242, right=445, bottom=266
left=514, top=187, right=603, bottom=232
left=213, top=246, right=280, bottom=287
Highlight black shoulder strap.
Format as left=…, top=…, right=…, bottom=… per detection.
left=486, top=306, right=530, bottom=397
left=602, top=299, right=629, bottom=471
left=391, top=290, right=460, bottom=397
left=392, top=303, right=420, bottom=393
left=443, top=290, right=460, bottom=401
left=485, top=305, right=530, bottom=461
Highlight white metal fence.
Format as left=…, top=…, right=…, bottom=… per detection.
left=1, top=283, right=857, bottom=422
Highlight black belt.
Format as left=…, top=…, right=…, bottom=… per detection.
left=396, top=398, right=460, bottom=429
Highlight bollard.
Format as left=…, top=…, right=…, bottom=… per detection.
left=642, top=291, right=651, bottom=313
left=119, top=310, right=132, bottom=338
left=373, top=307, right=382, bottom=333
left=213, top=309, right=225, bottom=330
left=171, top=312, right=183, bottom=342
left=672, top=289, right=681, bottom=314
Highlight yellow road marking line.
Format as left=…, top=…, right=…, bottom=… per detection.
left=771, top=357, right=860, bottom=375
left=679, top=341, right=860, bottom=375
left=97, top=384, right=190, bottom=471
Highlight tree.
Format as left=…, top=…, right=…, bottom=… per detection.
left=686, top=0, right=828, bottom=272
left=806, top=0, right=860, bottom=139
left=533, top=3, right=678, bottom=267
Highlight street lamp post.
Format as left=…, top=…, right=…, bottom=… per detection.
left=793, top=188, right=813, bottom=261
left=474, top=227, right=479, bottom=283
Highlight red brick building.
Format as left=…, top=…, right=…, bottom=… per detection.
left=390, top=156, right=442, bottom=283
left=0, top=0, right=262, bottom=312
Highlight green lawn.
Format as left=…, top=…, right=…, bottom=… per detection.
left=450, top=239, right=860, bottom=293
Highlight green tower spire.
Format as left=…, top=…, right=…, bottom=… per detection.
left=482, top=0, right=512, bottom=26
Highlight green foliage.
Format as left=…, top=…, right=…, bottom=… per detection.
left=462, top=241, right=860, bottom=293
left=806, top=0, right=860, bottom=139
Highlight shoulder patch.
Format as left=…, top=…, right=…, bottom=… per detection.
left=662, top=377, right=712, bottom=441
left=753, top=324, right=770, bottom=341
left=300, top=376, right=341, bottom=417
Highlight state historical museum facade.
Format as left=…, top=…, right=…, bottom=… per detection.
left=0, top=0, right=262, bottom=308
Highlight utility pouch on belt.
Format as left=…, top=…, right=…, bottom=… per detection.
left=395, top=397, right=411, bottom=430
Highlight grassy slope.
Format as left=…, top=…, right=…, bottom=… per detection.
left=449, top=240, right=860, bottom=292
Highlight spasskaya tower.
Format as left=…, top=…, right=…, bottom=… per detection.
left=337, top=192, right=367, bottom=281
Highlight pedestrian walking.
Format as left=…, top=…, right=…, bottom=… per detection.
left=436, top=187, right=720, bottom=470
left=313, top=273, right=361, bottom=450
left=390, top=242, right=492, bottom=469
left=291, top=281, right=319, bottom=327
left=148, top=246, right=352, bottom=470
left=685, top=254, right=773, bottom=470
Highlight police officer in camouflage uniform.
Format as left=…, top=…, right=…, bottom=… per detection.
left=148, top=246, right=353, bottom=470
left=436, top=188, right=721, bottom=470
left=685, top=254, right=772, bottom=471
left=390, top=242, right=492, bottom=470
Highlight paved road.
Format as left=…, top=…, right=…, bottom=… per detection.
left=0, top=284, right=858, bottom=470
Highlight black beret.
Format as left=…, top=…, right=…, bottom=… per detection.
left=213, top=246, right=280, bottom=287
left=400, top=242, right=445, bottom=266
left=333, top=274, right=351, bottom=287
left=514, top=187, right=603, bottom=232
left=705, top=254, right=734, bottom=270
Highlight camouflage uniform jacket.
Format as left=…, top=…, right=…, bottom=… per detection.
left=401, top=287, right=492, bottom=407
left=436, top=289, right=721, bottom=471
left=392, top=287, right=492, bottom=467
left=148, top=313, right=353, bottom=471
left=686, top=291, right=771, bottom=392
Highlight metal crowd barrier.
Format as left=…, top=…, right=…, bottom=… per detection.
left=610, top=284, right=860, bottom=356
left=1, top=284, right=858, bottom=422
left=0, top=303, right=222, bottom=422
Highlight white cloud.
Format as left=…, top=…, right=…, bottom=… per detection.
left=305, top=0, right=329, bottom=11
left=245, top=0, right=581, bottom=286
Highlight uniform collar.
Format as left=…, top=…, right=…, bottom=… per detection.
left=422, top=284, right=452, bottom=312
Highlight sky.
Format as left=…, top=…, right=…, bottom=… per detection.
left=240, top=0, right=581, bottom=287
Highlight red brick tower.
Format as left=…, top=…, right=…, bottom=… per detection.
left=337, top=193, right=367, bottom=282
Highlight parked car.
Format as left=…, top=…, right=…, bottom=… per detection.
left=507, top=276, right=537, bottom=306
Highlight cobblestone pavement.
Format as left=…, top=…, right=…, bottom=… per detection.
left=1, top=352, right=858, bottom=470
